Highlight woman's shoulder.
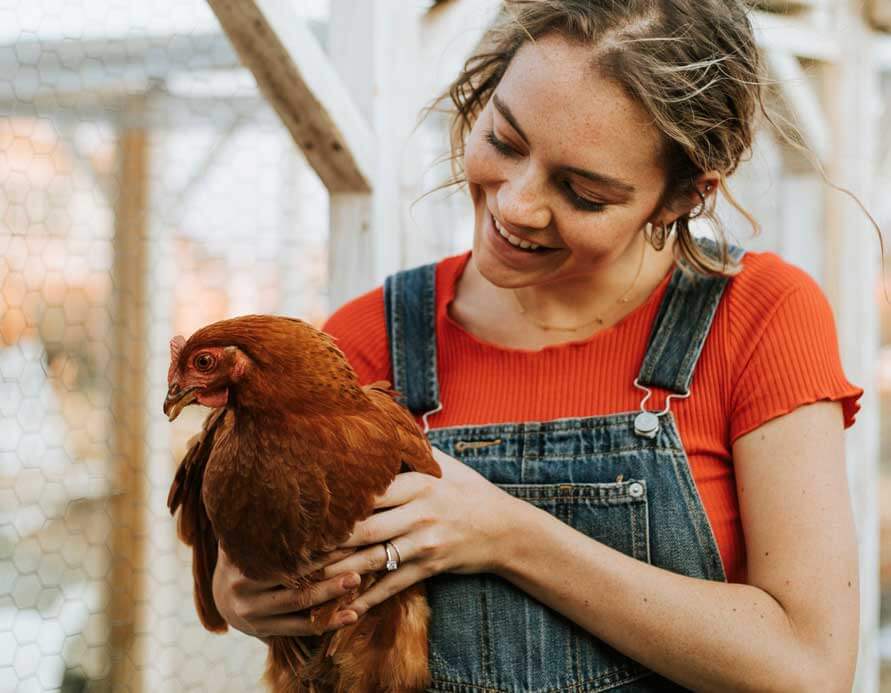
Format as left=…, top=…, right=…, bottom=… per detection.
left=321, top=252, right=469, bottom=384
left=323, top=284, right=385, bottom=336
left=322, top=285, right=389, bottom=384
left=726, top=245, right=824, bottom=304
left=720, top=245, right=833, bottom=339
left=323, top=252, right=467, bottom=332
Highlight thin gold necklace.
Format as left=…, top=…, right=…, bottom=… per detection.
left=512, top=240, right=647, bottom=332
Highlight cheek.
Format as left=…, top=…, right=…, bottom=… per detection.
left=463, top=127, right=501, bottom=189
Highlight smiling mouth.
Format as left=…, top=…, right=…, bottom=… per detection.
left=490, top=213, right=558, bottom=253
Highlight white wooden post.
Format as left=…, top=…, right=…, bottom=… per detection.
left=822, top=5, right=882, bottom=691
left=205, top=0, right=378, bottom=311
left=328, top=0, right=429, bottom=304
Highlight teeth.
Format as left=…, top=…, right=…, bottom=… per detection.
left=493, top=217, right=540, bottom=250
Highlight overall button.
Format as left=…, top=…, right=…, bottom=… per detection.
left=634, top=411, right=660, bottom=438
left=628, top=482, right=644, bottom=498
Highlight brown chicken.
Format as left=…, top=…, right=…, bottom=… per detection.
left=163, top=315, right=441, bottom=692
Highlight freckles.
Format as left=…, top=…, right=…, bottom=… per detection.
left=464, top=120, right=501, bottom=187
left=463, top=137, right=490, bottom=185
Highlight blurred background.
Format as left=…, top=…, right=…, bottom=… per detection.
left=0, top=0, right=888, bottom=691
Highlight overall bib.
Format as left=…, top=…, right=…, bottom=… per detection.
left=384, top=238, right=746, bottom=692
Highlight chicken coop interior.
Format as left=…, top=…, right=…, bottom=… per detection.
left=1, top=0, right=891, bottom=691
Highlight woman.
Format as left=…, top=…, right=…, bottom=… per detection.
left=213, top=1, right=864, bottom=690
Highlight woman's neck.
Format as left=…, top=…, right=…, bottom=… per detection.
left=469, top=236, right=677, bottom=332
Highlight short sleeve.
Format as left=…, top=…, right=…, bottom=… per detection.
left=729, top=277, right=863, bottom=443
left=321, top=287, right=392, bottom=386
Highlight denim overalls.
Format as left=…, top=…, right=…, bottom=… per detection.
left=384, top=238, right=746, bottom=692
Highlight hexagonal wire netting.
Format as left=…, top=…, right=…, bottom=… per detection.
left=3, top=1, right=886, bottom=692
left=0, top=1, right=341, bottom=690
left=0, top=7, right=820, bottom=693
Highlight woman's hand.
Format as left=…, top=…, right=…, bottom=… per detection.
left=212, top=545, right=361, bottom=638
left=321, top=446, right=522, bottom=618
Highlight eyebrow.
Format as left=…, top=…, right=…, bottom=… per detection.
left=491, top=93, right=637, bottom=197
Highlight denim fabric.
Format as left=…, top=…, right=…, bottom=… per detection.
left=384, top=238, right=746, bottom=692
left=384, top=261, right=440, bottom=412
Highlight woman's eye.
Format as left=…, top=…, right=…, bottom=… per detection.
left=562, top=181, right=606, bottom=213
left=486, top=129, right=606, bottom=213
left=484, top=129, right=519, bottom=158
left=195, top=354, right=215, bottom=371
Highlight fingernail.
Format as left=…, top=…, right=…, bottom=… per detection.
left=341, top=574, right=360, bottom=589
left=338, top=611, right=358, bottom=625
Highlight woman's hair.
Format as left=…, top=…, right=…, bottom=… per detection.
left=423, top=0, right=791, bottom=277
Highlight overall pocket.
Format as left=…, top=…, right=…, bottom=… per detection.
left=427, top=479, right=653, bottom=693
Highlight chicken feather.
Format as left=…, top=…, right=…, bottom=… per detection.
left=165, top=315, right=441, bottom=692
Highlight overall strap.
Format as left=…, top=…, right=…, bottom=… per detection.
left=383, top=262, right=441, bottom=415
left=637, top=237, right=746, bottom=395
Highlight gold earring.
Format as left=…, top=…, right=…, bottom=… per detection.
left=644, top=220, right=676, bottom=250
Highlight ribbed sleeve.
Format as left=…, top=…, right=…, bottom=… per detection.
left=728, top=278, right=862, bottom=443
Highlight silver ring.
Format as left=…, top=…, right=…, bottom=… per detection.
left=384, top=541, right=401, bottom=571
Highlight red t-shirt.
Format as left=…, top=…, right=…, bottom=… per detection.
left=322, top=249, right=863, bottom=583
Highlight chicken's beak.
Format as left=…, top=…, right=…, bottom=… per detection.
left=163, top=384, right=200, bottom=421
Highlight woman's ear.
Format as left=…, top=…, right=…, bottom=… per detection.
left=650, top=171, right=721, bottom=227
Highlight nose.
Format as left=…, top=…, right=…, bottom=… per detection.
left=497, top=166, right=551, bottom=231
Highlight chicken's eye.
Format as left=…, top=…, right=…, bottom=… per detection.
left=194, top=353, right=216, bottom=372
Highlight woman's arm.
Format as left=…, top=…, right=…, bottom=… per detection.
left=496, top=399, right=859, bottom=692
left=329, top=400, right=858, bottom=692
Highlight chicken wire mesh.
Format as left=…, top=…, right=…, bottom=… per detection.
left=1, top=0, right=887, bottom=691
left=0, top=2, right=333, bottom=691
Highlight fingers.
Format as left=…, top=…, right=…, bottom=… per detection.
left=322, top=539, right=412, bottom=580
left=250, top=609, right=359, bottom=638
left=293, top=548, right=356, bottom=579
left=215, top=543, right=365, bottom=643
left=340, top=503, right=422, bottom=548
left=372, top=472, right=434, bottom=509
left=344, top=562, right=428, bottom=618
left=255, top=573, right=361, bottom=616
left=224, top=547, right=355, bottom=597
left=320, top=548, right=357, bottom=566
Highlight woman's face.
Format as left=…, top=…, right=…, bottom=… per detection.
left=464, top=33, right=677, bottom=288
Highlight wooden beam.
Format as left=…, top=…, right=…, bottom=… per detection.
left=421, top=0, right=502, bottom=99
left=206, top=0, right=376, bottom=193
left=326, top=0, right=434, bottom=307
left=752, top=9, right=841, bottom=61
left=821, top=5, right=882, bottom=689
left=328, top=193, right=374, bottom=310
left=108, top=98, right=151, bottom=693
left=763, top=51, right=831, bottom=162
left=867, top=0, right=891, bottom=32
left=0, top=33, right=241, bottom=104
left=874, top=33, right=891, bottom=69
left=877, top=143, right=891, bottom=224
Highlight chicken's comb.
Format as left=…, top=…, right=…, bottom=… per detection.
left=168, top=335, right=187, bottom=383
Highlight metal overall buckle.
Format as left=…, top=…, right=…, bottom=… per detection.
left=632, top=379, right=690, bottom=439
left=421, top=402, right=443, bottom=434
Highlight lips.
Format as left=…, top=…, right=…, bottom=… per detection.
left=489, top=213, right=558, bottom=253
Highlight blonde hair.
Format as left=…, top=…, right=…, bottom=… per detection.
left=425, top=0, right=858, bottom=277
